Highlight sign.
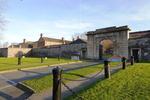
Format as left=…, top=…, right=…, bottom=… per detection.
left=71, top=56, right=80, bottom=60
left=108, top=55, right=122, bottom=62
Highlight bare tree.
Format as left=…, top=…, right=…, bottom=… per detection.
left=72, top=32, right=87, bottom=41
left=0, top=0, right=6, bottom=30
left=3, top=42, right=9, bottom=48
left=0, top=0, right=8, bottom=46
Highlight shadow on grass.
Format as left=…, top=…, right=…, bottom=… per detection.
left=63, top=66, right=124, bottom=100
left=0, top=63, right=18, bottom=66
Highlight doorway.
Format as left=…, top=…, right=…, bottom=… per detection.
left=99, top=44, right=103, bottom=60
left=132, top=49, right=140, bottom=62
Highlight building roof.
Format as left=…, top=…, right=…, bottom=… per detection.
left=130, top=30, right=150, bottom=34
left=42, top=37, right=71, bottom=43
left=129, top=30, right=150, bottom=39
left=70, top=38, right=87, bottom=44
left=87, top=25, right=130, bottom=35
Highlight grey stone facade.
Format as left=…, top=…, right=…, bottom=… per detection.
left=0, top=26, right=149, bottom=61
left=0, top=48, right=31, bottom=57
left=87, top=26, right=130, bottom=59
left=129, top=31, right=150, bottom=61
left=31, top=43, right=87, bottom=58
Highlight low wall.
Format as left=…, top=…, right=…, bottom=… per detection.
left=0, top=48, right=32, bottom=57
left=0, top=44, right=87, bottom=58
left=7, top=48, right=32, bottom=57
left=0, top=48, right=8, bottom=57
left=31, top=43, right=87, bottom=58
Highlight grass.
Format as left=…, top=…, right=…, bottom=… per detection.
left=0, top=57, right=77, bottom=71
left=23, top=62, right=120, bottom=93
left=67, top=63, right=150, bottom=100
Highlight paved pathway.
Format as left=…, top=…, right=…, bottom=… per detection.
left=28, top=64, right=122, bottom=100
left=0, top=61, right=100, bottom=100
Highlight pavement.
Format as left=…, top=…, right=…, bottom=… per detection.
left=28, top=63, right=122, bottom=100
left=0, top=61, right=100, bottom=100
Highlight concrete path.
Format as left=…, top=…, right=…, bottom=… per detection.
left=28, top=64, right=122, bottom=100
left=0, top=61, right=100, bottom=100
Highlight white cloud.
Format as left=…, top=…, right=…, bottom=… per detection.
left=3, top=18, right=93, bottom=43
left=54, top=20, right=92, bottom=29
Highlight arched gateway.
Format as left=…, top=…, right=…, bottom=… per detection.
left=86, top=26, right=130, bottom=60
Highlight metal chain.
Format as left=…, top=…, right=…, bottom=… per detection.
left=62, top=70, right=103, bottom=82
left=62, top=63, right=123, bottom=82
left=65, top=69, right=103, bottom=78
left=61, top=81, right=83, bottom=100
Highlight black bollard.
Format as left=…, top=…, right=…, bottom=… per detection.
left=41, top=57, right=44, bottom=63
left=122, top=57, right=126, bottom=69
left=104, top=60, right=110, bottom=78
left=18, top=57, right=21, bottom=65
left=130, top=56, right=134, bottom=65
left=52, top=67, right=62, bottom=100
left=58, top=55, right=60, bottom=61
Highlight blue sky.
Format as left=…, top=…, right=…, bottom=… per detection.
left=1, top=0, right=150, bottom=43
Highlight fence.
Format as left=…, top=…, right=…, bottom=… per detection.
left=52, top=56, right=135, bottom=100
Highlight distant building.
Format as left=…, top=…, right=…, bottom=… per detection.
left=2, top=26, right=150, bottom=60
left=129, top=30, right=150, bottom=61
left=37, top=33, right=71, bottom=48
left=9, top=33, right=71, bottom=48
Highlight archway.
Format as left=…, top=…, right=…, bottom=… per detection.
left=87, top=26, right=130, bottom=60
left=99, top=39, right=113, bottom=59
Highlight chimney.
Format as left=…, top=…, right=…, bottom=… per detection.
left=72, top=38, right=75, bottom=41
left=11, top=45, right=14, bottom=48
left=62, top=37, right=64, bottom=41
left=19, top=45, right=22, bottom=48
left=77, top=36, right=80, bottom=39
left=62, top=37, right=64, bottom=44
left=23, top=39, right=26, bottom=43
left=40, top=33, right=43, bottom=38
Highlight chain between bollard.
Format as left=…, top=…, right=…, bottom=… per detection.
left=62, top=70, right=103, bottom=82
left=61, top=81, right=83, bottom=100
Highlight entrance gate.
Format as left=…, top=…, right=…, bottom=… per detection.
left=87, top=26, right=130, bottom=60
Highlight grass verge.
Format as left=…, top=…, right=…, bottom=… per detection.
left=67, top=63, right=150, bottom=100
left=0, top=57, right=77, bottom=71
left=23, top=62, right=120, bottom=93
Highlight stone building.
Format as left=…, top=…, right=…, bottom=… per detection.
left=19, top=39, right=38, bottom=48
left=9, top=33, right=71, bottom=48
left=37, top=34, right=71, bottom=48
left=1, top=25, right=150, bottom=60
left=86, top=26, right=130, bottom=60
left=86, top=26, right=150, bottom=61
left=31, top=38, right=87, bottom=58
left=129, top=30, right=150, bottom=61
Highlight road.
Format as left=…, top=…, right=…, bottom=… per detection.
left=0, top=61, right=100, bottom=100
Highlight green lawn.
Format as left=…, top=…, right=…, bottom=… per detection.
left=0, top=57, right=77, bottom=71
left=67, top=63, right=150, bottom=100
left=24, top=62, right=120, bottom=93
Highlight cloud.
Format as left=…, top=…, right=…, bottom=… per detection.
left=3, top=18, right=93, bottom=43
left=54, top=20, right=92, bottom=29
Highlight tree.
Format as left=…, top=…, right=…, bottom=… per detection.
left=0, top=0, right=6, bottom=30
left=72, top=32, right=87, bottom=40
left=0, top=0, right=8, bottom=47
left=3, top=42, right=9, bottom=48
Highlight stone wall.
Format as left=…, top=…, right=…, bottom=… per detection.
left=129, top=37, right=150, bottom=60
left=0, top=48, right=8, bottom=57
left=31, top=43, right=87, bottom=58
left=0, top=48, right=32, bottom=57
left=87, top=26, right=129, bottom=60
